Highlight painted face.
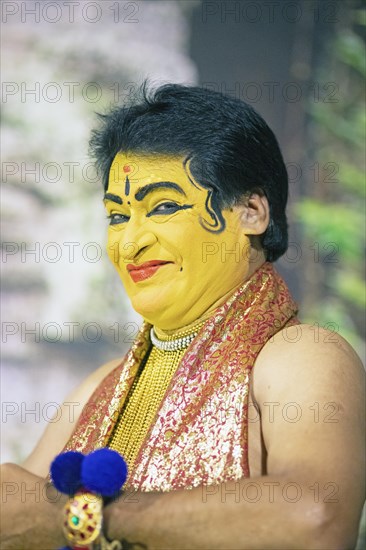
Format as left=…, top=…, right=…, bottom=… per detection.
left=105, top=153, right=252, bottom=330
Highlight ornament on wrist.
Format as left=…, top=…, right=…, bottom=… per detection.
left=50, top=449, right=127, bottom=550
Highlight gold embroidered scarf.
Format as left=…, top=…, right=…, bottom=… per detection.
left=63, top=263, right=298, bottom=491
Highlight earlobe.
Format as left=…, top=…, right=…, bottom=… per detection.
left=239, top=193, right=270, bottom=235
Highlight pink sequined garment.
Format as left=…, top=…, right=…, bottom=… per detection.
left=63, top=263, right=298, bottom=491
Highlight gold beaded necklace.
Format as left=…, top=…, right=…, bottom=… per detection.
left=108, top=320, right=205, bottom=472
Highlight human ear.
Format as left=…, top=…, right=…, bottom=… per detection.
left=237, top=192, right=270, bottom=236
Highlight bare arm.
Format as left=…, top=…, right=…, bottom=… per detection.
left=0, top=463, right=66, bottom=550
left=1, top=357, right=123, bottom=548
left=104, top=325, right=365, bottom=549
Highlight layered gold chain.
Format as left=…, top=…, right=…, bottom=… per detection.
left=108, top=321, right=205, bottom=472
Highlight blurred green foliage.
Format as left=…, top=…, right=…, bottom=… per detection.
left=295, top=9, right=365, bottom=357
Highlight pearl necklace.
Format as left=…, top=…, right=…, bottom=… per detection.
left=150, top=320, right=206, bottom=351
left=150, top=328, right=196, bottom=351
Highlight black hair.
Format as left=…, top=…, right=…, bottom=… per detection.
left=89, top=82, right=288, bottom=261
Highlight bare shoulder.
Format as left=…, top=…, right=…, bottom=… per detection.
left=260, top=322, right=362, bottom=360
left=21, top=356, right=124, bottom=477
left=252, top=323, right=365, bottom=470
left=251, top=323, right=365, bottom=462
left=253, top=323, right=364, bottom=397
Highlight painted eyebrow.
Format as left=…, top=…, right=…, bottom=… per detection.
left=134, top=182, right=186, bottom=201
left=103, top=193, right=123, bottom=204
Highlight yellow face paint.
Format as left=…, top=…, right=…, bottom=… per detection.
left=105, top=153, right=252, bottom=330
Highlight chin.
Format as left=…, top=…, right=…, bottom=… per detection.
left=129, top=291, right=168, bottom=323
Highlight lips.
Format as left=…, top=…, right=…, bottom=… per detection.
left=126, top=260, right=173, bottom=283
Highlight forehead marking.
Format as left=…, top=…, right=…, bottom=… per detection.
left=124, top=175, right=130, bottom=196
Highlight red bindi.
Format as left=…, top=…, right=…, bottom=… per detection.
left=123, top=165, right=131, bottom=173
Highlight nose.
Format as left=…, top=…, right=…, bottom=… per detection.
left=119, top=217, right=157, bottom=262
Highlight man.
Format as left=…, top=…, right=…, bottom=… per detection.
left=1, top=84, right=365, bottom=549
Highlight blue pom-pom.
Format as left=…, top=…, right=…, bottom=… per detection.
left=81, top=449, right=128, bottom=497
left=50, top=451, right=84, bottom=495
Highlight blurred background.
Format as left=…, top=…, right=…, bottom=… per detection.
left=1, top=0, right=365, bottom=481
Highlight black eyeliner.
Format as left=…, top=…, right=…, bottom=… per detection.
left=146, top=204, right=193, bottom=217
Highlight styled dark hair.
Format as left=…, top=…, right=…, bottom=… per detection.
left=89, top=83, right=288, bottom=261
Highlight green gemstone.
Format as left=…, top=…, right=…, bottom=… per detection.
left=71, top=515, right=79, bottom=526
